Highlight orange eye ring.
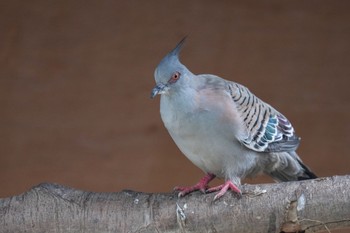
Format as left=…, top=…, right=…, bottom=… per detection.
left=173, top=72, right=180, bottom=80
left=169, top=71, right=181, bottom=83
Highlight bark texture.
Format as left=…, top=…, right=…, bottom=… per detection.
left=0, top=175, right=349, bottom=233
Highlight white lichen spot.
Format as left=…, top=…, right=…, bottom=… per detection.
left=183, top=203, right=188, bottom=209
left=246, top=187, right=267, bottom=197
left=176, top=203, right=186, bottom=221
left=253, top=187, right=267, bottom=195
left=297, top=194, right=306, bottom=211
left=134, top=198, right=139, bottom=204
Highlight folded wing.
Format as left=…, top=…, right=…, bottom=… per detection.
left=227, top=82, right=300, bottom=153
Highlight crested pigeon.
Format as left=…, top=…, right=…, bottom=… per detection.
left=151, top=38, right=317, bottom=200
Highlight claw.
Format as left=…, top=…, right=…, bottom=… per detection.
left=174, top=173, right=216, bottom=197
left=207, top=180, right=242, bottom=200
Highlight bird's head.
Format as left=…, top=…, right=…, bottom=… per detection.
left=151, top=37, right=192, bottom=99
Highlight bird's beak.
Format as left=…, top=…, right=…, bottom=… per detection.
left=150, top=83, right=168, bottom=99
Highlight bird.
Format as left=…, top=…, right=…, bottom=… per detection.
left=151, top=37, right=317, bottom=200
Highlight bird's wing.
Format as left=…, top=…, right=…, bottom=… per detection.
left=226, top=82, right=300, bottom=153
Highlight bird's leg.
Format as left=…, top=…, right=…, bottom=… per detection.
left=174, top=173, right=216, bottom=197
left=206, top=180, right=242, bottom=200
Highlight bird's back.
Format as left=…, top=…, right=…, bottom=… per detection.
left=160, top=73, right=316, bottom=181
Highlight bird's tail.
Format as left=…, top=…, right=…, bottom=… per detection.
left=297, top=159, right=318, bottom=180
left=267, top=151, right=317, bottom=182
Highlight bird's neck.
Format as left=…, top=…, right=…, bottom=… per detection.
left=160, top=87, right=198, bottom=125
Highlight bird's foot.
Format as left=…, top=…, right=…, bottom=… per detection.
left=206, top=180, right=242, bottom=201
left=174, top=173, right=216, bottom=197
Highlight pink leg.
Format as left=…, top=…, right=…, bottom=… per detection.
left=206, top=180, right=242, bottom=200
left=174, top=173, right=216, bottom=197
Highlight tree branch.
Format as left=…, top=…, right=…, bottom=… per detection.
left=0, top=175, right=349, bottom=233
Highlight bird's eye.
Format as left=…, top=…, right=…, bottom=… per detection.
left=169, top=72, right=181, bottom=83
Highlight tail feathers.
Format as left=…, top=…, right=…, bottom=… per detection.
left=269, top=170, right=297, bottom=182
left=297, top=160, right=317, bottom=180
left=267, top=152, right=317, bottom=182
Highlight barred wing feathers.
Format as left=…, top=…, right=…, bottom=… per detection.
left=227, top=82, right=300, bottom=153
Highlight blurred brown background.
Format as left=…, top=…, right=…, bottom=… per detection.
left=1, top=0, right=350, bottom=203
